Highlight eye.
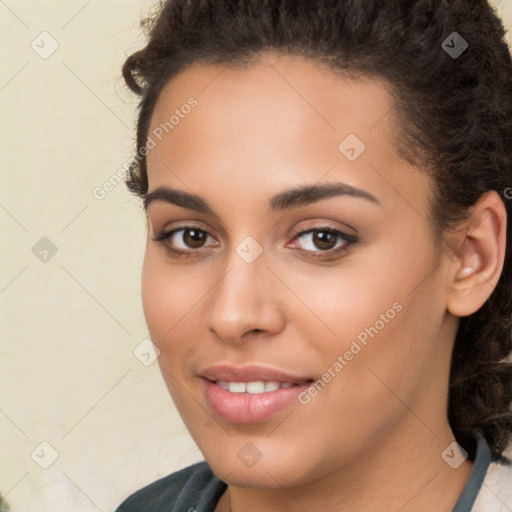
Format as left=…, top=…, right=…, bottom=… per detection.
left=152, top=226, right=217, bottom=255
left=152, top=225, right=357, bottom=260
left=289, top=228, right=357, bottom=257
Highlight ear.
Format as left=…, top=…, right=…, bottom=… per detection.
left=446, top=190, right=507, bottom=318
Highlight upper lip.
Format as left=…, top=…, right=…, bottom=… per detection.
left=199, top=364, right=313, bottom=383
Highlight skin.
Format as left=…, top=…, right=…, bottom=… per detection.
left=141, top=52, right=507, bottom=511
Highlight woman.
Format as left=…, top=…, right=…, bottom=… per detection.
left=115, top=0, right=512, bottom=510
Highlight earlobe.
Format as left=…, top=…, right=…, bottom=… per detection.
left=446, top=191, right=507, bottom=318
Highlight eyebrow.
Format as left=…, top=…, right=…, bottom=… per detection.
left=143, top=182, right=381, bottom=214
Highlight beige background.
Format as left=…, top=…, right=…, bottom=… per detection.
left=0, top=1, right=511, bottom=510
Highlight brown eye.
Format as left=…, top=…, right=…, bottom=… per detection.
left=153, top=227, right=217, bottom=252
left=181, top=228, right=208, bottom=249
left=311, top=231, right=338, bottom=251
left=294, top=229, right=354, bottom=253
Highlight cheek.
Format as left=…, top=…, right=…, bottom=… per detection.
left=141, top=249, right=202, bottom=349
left=291, top=237, right=443, bottom=389
left=141, top=250, right=204, bottom=402
left=141, top=252, right=170, bottom=340
left=281, top=259, right=403, bottom=350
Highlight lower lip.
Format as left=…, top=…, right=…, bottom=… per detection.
left=202, top=378, right=311, bottom=424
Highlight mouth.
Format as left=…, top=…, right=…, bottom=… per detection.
left=199, top=363, right=314, bottom=385
left=198, top=364, right=315, bottom=423
left=209, top=379, right=313, bottom=394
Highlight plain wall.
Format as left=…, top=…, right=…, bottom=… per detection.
left=0, top=1, right=511, bottom=510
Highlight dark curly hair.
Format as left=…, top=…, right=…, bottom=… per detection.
left=121, top=0, right=512, bottom=459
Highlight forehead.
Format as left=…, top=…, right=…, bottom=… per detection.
left=149, top=52, right=395, bottom=141
left=145, top=52, right=432, bottom=219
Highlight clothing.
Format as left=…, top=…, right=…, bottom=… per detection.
left=115, top=432, right=512, bottom=511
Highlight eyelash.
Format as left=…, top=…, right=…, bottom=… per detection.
left=152, top=225, right=358, bottom=260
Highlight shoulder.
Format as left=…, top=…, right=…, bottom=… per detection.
left=472, top=444, right=512, bottom=511
left=115, top=461, right=227, bottom=512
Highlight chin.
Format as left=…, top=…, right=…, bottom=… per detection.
left=204, top=443, right=317, bottom=489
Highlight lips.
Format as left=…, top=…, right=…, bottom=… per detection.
left=199, top=364, right=315, bottom=423
left=199, top=364, right=313, bottom=384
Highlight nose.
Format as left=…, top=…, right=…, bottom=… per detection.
left=204, top=247, right=286, bottom=344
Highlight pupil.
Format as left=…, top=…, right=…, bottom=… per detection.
left=313, top=231, right=336, bottom=250
left=184, top=229, right=206, bottom=248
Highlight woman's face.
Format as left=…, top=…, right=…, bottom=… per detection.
left=142, top=53, right=457, bottom=487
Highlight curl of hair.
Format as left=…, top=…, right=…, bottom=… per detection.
left=122, top=0, right=512, bottom=458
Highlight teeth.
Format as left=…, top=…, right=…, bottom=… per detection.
left=264, top=381, right=281, bottom=392
left=216, top=380, right=230, bottom=391
left=215, top=380, right=297, bottom=393
left=229, top=382, right=247, bottom=393
left=246, top=381, right=265, bottom=393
